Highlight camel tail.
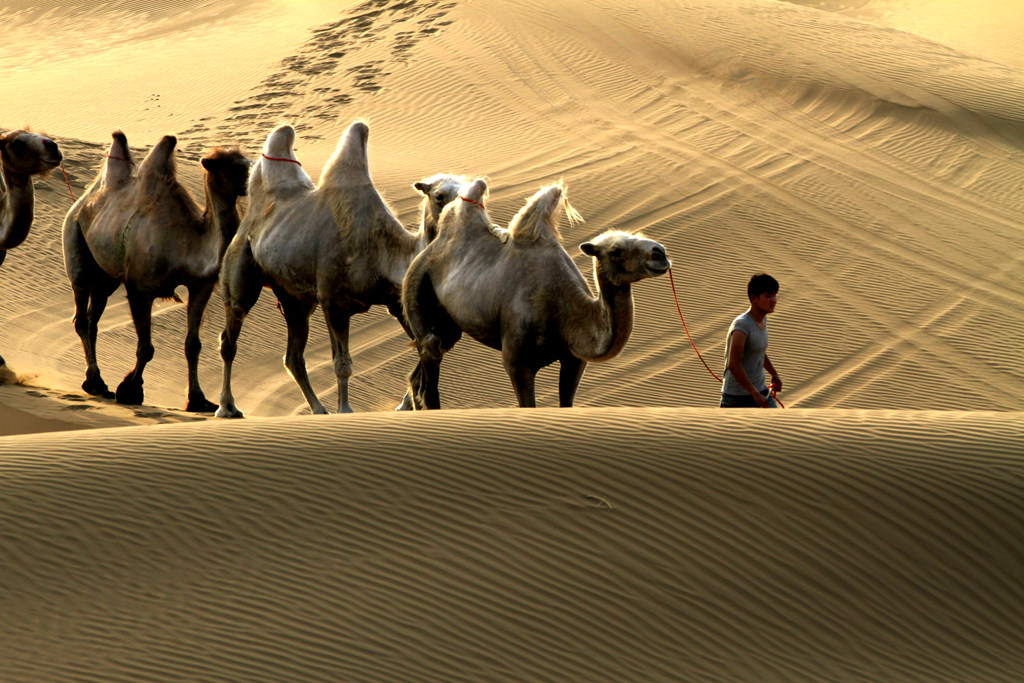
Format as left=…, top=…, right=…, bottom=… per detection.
left=508, top=181, right=583, bottom=244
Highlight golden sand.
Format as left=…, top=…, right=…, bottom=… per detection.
left=2, top=0, right=1022, bottom=679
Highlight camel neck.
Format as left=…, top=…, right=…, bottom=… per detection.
left=567, top=268, right=635, bottom=362
left=203, top=184, right=240, bottom=249
left=0, top=167, right=36, bottom=251
left=593, top=273, right=635, bottom=361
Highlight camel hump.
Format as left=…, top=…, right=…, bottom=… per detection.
left=137, top=134, right=178, bottom=182
left=103, top=129, right=135, bottom=188
left=463, top=177, right=488, bottom=204
left=262, top=124, right=298, bottom=161
left=321, top=120, right=371, bottom=186
left=508, top=181, right=583, bottom=245
left=250, top=124, right=313, bottom=199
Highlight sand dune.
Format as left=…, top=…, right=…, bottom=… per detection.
left=2, top=0, right=1023, bottom=679
left=2, top=408, right=1023, bottom=681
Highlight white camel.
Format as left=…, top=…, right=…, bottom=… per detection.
left=402, top=179, right=671, bottom=409
left=216, top=121, right=466, bottom=417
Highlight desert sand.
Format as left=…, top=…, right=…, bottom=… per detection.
left=2, top=0, right=1023, bottom=680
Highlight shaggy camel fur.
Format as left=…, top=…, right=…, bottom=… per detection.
left=62, top=130, right=251, bottom=410
left=216, top=121, right=465, bottom=417
left=403, top=179, right=671, bottom=409
left=0, top=130, right=63, bottom=366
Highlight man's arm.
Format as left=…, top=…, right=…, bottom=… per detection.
left=764, top=354, right=782, bottom=392
left=727, top=330, right=770, bottom=407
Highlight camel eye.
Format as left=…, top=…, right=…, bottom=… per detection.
left=610, top=247, right=623, bottom=258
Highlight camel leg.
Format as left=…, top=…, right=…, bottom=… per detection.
left=72, top=279, right=119, bottom=399
left=115, top=285, right=155, bottom=405
left=216, top=238, right=264, bottom=418
left=500, top=336, right=539, bottom=407
left=412, top=333, right=445, bottom=410
left=276, top=290, right=327, bottom=415
left=65, top=219, right=118, bottom=398
left=183, top=281, right=217, bottom=413
left=403, top=270, right=461, bottom=410
left=558, top=355, right=588, bottom=407
left=504, top=360, right=538, bottom=408
left=322, top=302, right=354, bottom=413
left=384, top=296, right=416, bottom=411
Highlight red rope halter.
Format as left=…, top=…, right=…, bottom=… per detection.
left=105, top=153, right=134, bottom=165
left=261, top=153, right=301, bottom=166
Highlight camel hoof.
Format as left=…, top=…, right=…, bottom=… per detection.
left=215, top=404, right=244, bottom=419
left=115, top=380, right=144, bottom=406
left=185, top=396, right=218, bottom=413
left=82, top=377, right=115, bottom=400
left=395, top=393, right=414, bottom=411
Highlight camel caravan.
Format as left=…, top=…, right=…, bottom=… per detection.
left=3, top=120, right=670, bottom=414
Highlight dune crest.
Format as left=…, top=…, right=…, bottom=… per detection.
left=2, top=408, right=1023, bottom=680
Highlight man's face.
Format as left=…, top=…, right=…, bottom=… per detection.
left=751, top=290, right=777, bottom=315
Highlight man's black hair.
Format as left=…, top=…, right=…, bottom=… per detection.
left=747, top=273, right=779, bottom=300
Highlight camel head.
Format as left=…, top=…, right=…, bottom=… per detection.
left=0, top=130, right=62, bottom=177
left=580, top=230, right=671, bottom=286
left=431, top=176, right=496, bottom=242
left=508, top=181, right=583, bottom=245
left=201, top=148, right=251, bottom=199
left=320, top=120, right=371, bottom=188
left=249, top=124, right=313, bottom=202
left=413, top=173, right=469, bottom=242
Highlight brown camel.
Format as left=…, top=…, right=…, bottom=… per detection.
left=0, top=129, right=63, bottom=366
left=62, top=130, right=251, bottom=410
left=402, top=179, right=671, bottom=409
left=216, top=121, right=466, bottom=417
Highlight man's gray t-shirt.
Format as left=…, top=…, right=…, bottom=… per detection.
left=722, top=312, right=768, bottom=395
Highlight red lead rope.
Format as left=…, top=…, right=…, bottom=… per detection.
left=667, top=267, right=784, bottom=408
left=60, top=162, right=76, bottom=201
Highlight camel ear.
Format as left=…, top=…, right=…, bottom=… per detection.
left=413, top=181, right=430, bottom=195
left=580, top=242, right=598, bottom=256
left=201, top=157, right=216, bottom=172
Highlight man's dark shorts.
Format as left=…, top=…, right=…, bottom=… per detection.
left=720, top=388, right=777, bottom=408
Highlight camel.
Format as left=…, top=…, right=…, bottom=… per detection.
left=216, top=121, right=465, bottom=417
left=402, top=179, right=671, bottom=409
left=0, top=129, right=63, bottom=366
left=62, top=130, right=251, bottom=410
